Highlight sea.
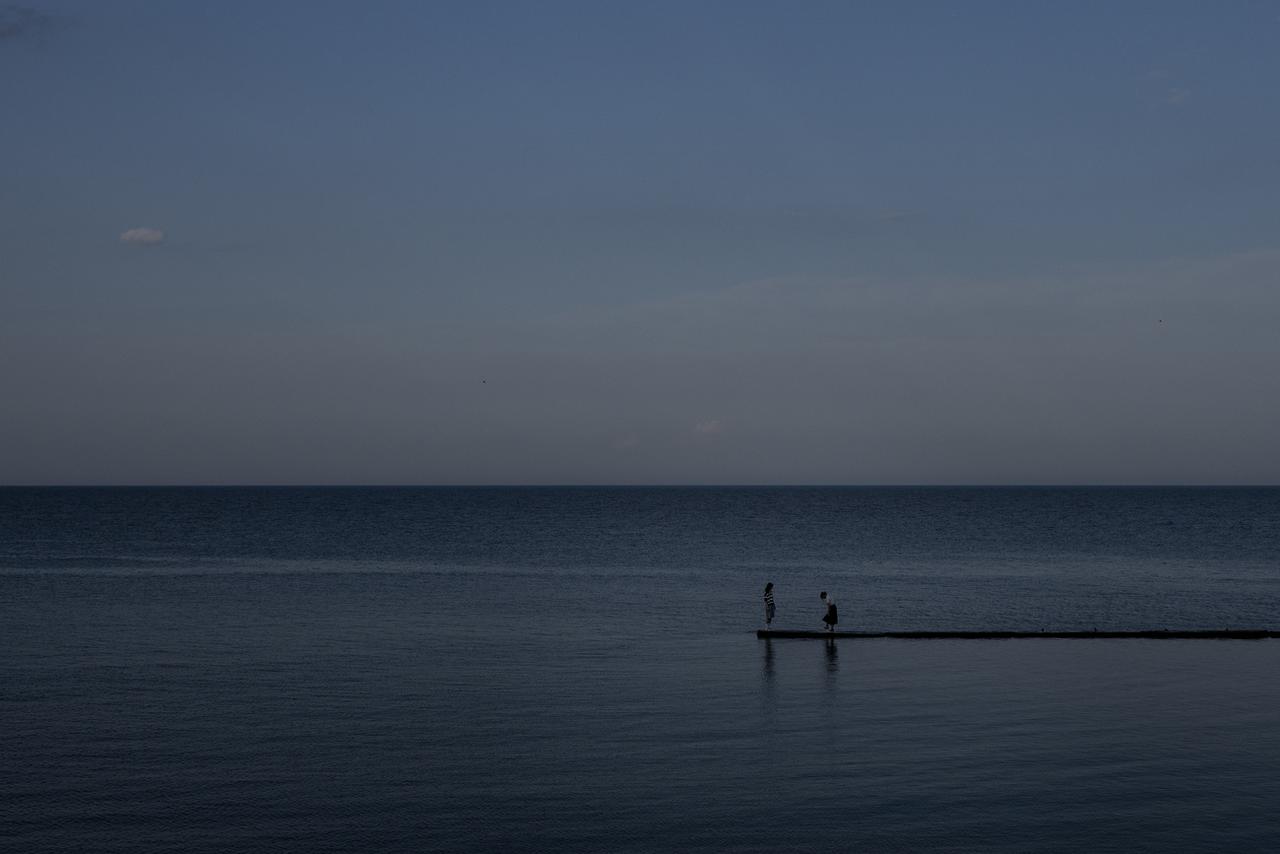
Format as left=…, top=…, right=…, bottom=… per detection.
left=2, top=486, right=1279, bottom=853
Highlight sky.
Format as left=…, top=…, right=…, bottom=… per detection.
left=2, top=1, right=1279, bottom=485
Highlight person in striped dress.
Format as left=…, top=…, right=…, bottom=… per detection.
left=763, top=582, right=776, bottom=629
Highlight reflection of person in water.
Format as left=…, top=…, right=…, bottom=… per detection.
left=820, top=591, right=838, bottom=631
left=763, top=582, right=776, bottom=630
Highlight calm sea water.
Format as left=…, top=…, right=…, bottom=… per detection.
left=3, top=487, right=1280, bottom=852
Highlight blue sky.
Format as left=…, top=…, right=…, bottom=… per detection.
left=3, top=1, right=1279, bottom=483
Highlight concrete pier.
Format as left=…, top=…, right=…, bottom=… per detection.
left=757, top=629, right=1279, bottom=640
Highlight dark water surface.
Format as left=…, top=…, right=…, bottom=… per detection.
left=3, top=487, right=1280, bottom=852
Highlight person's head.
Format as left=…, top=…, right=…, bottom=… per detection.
left=820, top=591, right=827, bottom=600
left=765, top=582, right=773, bottom=593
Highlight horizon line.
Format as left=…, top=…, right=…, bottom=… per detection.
left=4, top=483, right=1278, bottom=489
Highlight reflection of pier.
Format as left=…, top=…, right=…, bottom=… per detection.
left=757, top=629, right=1279, bottom=640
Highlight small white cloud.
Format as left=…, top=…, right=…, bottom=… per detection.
left=613, top=434, right=641, bottom=450
left=1164, top=87, right=1192, bottom=105
left=694, top=419, right=723, bottom=435
left=120, top=227, right=165, bottom=245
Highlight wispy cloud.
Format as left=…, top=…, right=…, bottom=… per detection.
left=1163, top=87, right=1192, bottom=105
left=0, top=5, right=58, bottom=43
left=694, top=419, right=723, bottom=435
left=527, top=248, right=1280, bottom=363
left=120, top=227, right=166, bottom=246
left=873, top=210, right=919, bottom=222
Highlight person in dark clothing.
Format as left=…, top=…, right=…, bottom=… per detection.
left=820, top=591, right=838, bottom=631
left=763, top=582, right=776, bottom=629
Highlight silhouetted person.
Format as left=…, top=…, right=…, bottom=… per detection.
left=763, top=582, right=776, bottom=630
left=820, top=591, right=838, bottom=632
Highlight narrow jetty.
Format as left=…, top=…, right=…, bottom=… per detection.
left=758, top=629, right=1279, bottom=640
